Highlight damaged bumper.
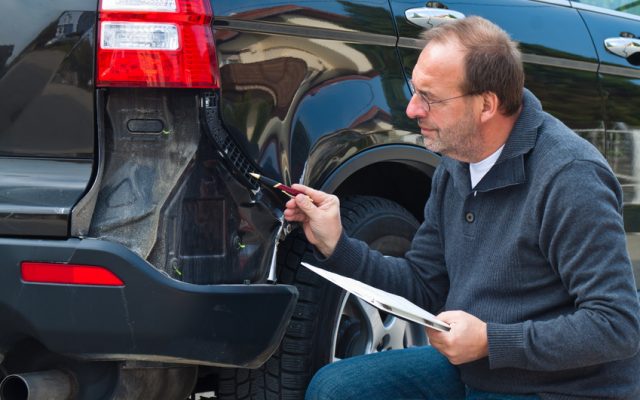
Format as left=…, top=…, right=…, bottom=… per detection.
left=0, top=237, right=298, bottom=368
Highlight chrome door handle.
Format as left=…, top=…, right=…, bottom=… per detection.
left=604, top=37, right=640, bottom=65
left=405, top=7, right=465, bottom=29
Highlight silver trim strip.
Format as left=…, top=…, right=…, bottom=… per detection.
left=398, top=38, right=598, bottom=72
left=533, top=0, right=571, bottom=6
left=599, top=64, right=640, bottom=78
left=213, top=18, right=397, bottom=46
left=571, top=2, right=640, bottom=22
left=398, top=37, right=425, bottom=49
left=521, top=53, right=598, bottom=72
left=217, top=15, right=640, bottom=77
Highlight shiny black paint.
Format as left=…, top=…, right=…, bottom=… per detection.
left=212, top=0, right=396, bottom=36
left=0, top=0, right=96, bottom=237
left=212, top=0, right=424, bottom=189
left=0, top=3, right=95, bottom=158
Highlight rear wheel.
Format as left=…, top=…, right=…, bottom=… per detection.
left=218, top=195, right=425, bottom=399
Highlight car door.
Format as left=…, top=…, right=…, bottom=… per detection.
left=390, top=0, right=603, bottom=141
left=573, top=0, right=640, bottom=287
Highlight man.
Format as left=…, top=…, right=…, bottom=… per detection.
left=284, top=16, right=640, bottom=400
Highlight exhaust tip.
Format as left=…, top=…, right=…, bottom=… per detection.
left=0, top=375, right=28, bottom=400
left=0, top=370, right=74, bottom=400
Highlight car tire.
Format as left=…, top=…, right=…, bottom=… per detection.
left=217, top=195, right=424, bottom=400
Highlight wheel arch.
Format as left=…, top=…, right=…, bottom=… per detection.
left=320, top=144, right=439, bottom=222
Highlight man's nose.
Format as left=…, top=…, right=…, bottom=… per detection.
left=406, top=94, right=426, bottom=120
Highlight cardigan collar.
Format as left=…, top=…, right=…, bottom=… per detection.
left=440, top=88, right=545, bottom=197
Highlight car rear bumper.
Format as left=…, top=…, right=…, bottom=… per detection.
left=0, top=237, right=298, bottom=368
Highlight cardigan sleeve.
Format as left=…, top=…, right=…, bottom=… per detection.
left=317, top=167, right=451, bottom=314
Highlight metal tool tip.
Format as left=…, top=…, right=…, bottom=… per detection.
left=249, top=172, right=260, bottom=179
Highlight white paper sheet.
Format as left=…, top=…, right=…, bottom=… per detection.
left=302, top=262, right=450, bottom=332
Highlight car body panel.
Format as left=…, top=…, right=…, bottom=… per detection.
left=0, top=158, right=92, bottom=237
left=212, top=0, right=428, bottom=189
left=0, top=1, right=96, bottom=237
left=576, top=4, right=640, bottom=285
left=0, top=2, right=94, bottom=158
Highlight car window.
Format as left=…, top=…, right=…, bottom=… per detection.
left=575, top=0, right=640, bottom=16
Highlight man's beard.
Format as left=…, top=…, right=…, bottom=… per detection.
left=423, top=112, right=479, bottom=162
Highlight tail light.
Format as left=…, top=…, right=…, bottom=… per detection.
left=97, top=0, right=220, bottom=88
left=21, top=262, right=124, bottom=286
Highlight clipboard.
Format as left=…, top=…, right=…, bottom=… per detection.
left=302, top=262, right=450, bottom=332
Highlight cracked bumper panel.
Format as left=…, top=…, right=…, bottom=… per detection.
left=0, top=238, right=298, bottom=368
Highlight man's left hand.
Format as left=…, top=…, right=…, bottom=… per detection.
left=427, top=310, right=488, bottom=365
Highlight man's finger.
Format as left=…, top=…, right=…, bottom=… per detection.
left=294, top=193, right=319, bottom=219
left=291, top=184, right=330, bottom=203
left=283, top=207, right=307, bottom=222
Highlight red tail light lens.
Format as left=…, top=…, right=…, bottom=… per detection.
left=97, top=0, right=219, bottom=88
left=21, top=262, right=124, bottom=286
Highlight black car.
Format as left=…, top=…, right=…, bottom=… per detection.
left=0, top=0, right=638, bottom=398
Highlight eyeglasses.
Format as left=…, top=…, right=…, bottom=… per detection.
left=408, top=80, right=473, bottom=112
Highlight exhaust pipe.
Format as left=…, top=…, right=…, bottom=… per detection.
left=0, top=370, right=75, bottom=400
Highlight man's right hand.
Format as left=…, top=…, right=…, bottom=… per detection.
left=283, top=184, right=342, bottom=258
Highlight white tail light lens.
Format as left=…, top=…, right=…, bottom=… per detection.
left=101, top=22, right=179, bottom=50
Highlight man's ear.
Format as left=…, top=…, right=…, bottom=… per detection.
left=480, top=92, right=499, bottom=123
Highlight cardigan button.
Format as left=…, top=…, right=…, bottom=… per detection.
left=465, top=212, right=475, bottom=223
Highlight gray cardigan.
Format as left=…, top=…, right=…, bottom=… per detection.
left=320, top=90, right=640, bottom=399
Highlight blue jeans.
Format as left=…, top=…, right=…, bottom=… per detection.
left=305, top=346, right=540, bottom=400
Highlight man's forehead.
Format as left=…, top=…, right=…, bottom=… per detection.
left=412, top=41, right=465, bottom=87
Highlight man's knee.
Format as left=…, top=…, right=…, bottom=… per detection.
left=305, top=362, right=349, bottom=400
left=304, top=347, right=461, bottom=400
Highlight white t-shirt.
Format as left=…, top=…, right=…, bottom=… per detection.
left=469, top=144, right=505, bottom=189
